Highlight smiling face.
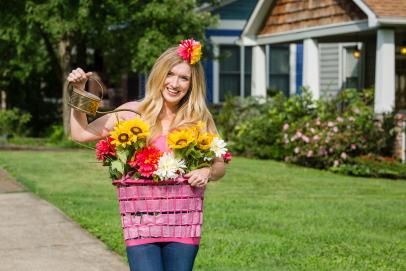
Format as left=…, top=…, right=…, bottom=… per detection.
left=161, top=62, right=191, bottom=107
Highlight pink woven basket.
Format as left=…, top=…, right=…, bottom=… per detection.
left=112, top=177, right=205, bottom=243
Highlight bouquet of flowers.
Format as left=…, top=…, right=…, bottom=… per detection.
left=96, top=118, right=231, bottom=181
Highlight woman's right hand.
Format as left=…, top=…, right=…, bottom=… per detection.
left=67, top=68, right=93, bottom=90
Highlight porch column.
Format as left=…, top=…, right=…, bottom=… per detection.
left=302, top=38, right=320, bottom=99
left=251, top=45, right=267, bottom=97
left=374, top=29, right=395, bottom=113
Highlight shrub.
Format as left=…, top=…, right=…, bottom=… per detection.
left=225, top=89, right=318, bottom=159
left=331, top=155, right=406, bottom=179
left=213, top=88, right=400, bottom=170
left=282, top=89, right=397, bottom=168
left=0, top=108, right=32, bottom=137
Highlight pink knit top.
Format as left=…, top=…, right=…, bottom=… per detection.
left=118, top=135, right=203, bottom=247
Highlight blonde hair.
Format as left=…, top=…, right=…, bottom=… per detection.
left=138, top=47, right=217, bottom=139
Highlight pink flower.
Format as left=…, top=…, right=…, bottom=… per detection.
left=96, top=137, right=116, bottom=161
left=177, top=38, right=202, bottom=64
left=318, top=147, right=327, bottom=156
left=336, top=117, right=344, bottom=123
left=333, top=160, right=340, bottom=167
left=315, top=119, right=321, bottom=126
left=222, top=152, right=232, bottom=163
left=313, top=135, right=320, bottom=142
left=306, top=150, right=313, bottom=158
left=353, top=108, right=360, bottom=114
left=302, top=135, right=310, bottom=143
left=351, top=144, right=357, bottom=150
left=328, top=121, right=335, bottom=127
left=333, top=127, right=339, bottom=133
left=283, top=123, right=289, bottom=131
left=295, top=131, right=303, bottom=138
left=340, top=152, right=348, bottom=160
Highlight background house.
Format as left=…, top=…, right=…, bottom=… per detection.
left=200, top=0, right=258, bottom=103
left=241, top=0, right=406, bottom=114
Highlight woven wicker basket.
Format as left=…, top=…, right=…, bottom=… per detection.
left=113, top=177, right=205, bottom=242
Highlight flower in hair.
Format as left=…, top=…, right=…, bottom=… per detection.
left=177, top=38, right=202, bottom=64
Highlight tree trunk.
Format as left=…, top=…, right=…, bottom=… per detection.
left=59, top=39, right=72, bottom=136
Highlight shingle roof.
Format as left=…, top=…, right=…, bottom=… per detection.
left=363, top=0, right=406, bottom=17
left=259, top=0, right=366, bottom=36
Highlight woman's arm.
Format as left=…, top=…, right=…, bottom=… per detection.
left=208, top=157, right=226, bottom=181
left=70, top=101, right=140, bottom=143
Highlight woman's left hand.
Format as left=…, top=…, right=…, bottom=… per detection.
left=184, top=167, right=211, bottom=187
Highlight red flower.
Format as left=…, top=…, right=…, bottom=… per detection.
left=96, top=137, right=116, bottom=161
left=129, top=146, right=162, bottom=178
left=222, top=152, right=232, bottom=163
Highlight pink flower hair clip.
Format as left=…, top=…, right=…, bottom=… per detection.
left=177, top=38, right=202, bottom=65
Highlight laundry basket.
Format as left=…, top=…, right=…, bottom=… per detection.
left=112, top=177, right=205, bottom=245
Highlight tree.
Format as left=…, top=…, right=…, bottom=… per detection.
left=0, top=0, right=217, bottom=135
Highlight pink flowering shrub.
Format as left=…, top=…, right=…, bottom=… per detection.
left=282, top=89, right=397, bottom=168
left=214, top=88, right=399, bottom=170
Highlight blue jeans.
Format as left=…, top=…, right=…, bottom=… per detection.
left=126, top=242, right=199, bottom=271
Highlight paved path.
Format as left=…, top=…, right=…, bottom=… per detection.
left=0, top=168, right=129, bottom=271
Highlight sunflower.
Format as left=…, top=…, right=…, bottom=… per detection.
left=122, top=118, right=150, bottom=140
left=109, top=123, right=133, bottom=148
left=167, top=128, right=195, bottom=149
left=197, top=133, right=215, bottom=150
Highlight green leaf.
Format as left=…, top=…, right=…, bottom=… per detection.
left=117, top=149, right=130, bottom=163
left=111, top=160, right=124, bottom=174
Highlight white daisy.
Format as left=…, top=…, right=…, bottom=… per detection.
left=154, top=152, right=186, bottom=180
left=210, top=137, right=228, bottom=158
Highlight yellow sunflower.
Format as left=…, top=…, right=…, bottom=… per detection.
left=109, top=123, right=133, bottom=148
left=122, top=118, right=150, bottom=140
left=167, top=128, right=195, bottom=149
left=197, top=133, right=215, bottom=150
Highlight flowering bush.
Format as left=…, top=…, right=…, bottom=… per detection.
left=96, top=118, right=231, bottom=181
left=282, top=89, right=398, bottom=168
left=214, top=88, right=399, bottom=170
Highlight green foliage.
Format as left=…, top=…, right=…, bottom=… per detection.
left=48, top=124, right=64, bottom=143
left=215, top=89, right=400, bottom=170
left=1, top=0, right=217, bottom=135
left=219, top=89, right=316, bottom=159
left=0, top=108, right=31, bottom=137
left=331, top=155, right=406, bottom=179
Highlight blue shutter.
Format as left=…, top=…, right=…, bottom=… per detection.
left=296, top=43, right=303, bottom=95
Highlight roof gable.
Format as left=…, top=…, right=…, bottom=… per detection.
left=259, top=0, right=367, bottom=36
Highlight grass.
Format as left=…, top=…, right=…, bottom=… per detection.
left=0, top=150, right=405, bottom=270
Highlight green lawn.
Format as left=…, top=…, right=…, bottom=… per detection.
left=0, top=150, right=405, bottom=271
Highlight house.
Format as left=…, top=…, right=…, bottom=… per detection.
left=240, top=0, right=406, bottom=114
left=201, top=0, right=259, bottom=103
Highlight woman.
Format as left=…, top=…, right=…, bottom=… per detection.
left=68, top=39, right=226, bottom=271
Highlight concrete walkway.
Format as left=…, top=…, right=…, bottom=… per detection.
left=0, top=168, right=129, bottom=271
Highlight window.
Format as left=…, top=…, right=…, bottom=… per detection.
left=268, top=45, right=290, bottom=96
left=219, top=45, right=240, bottom=102
left=343, top=46, right=362, bottom=89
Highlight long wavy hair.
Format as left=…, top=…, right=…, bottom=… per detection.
left=137, top=47, right=217, bottom=140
